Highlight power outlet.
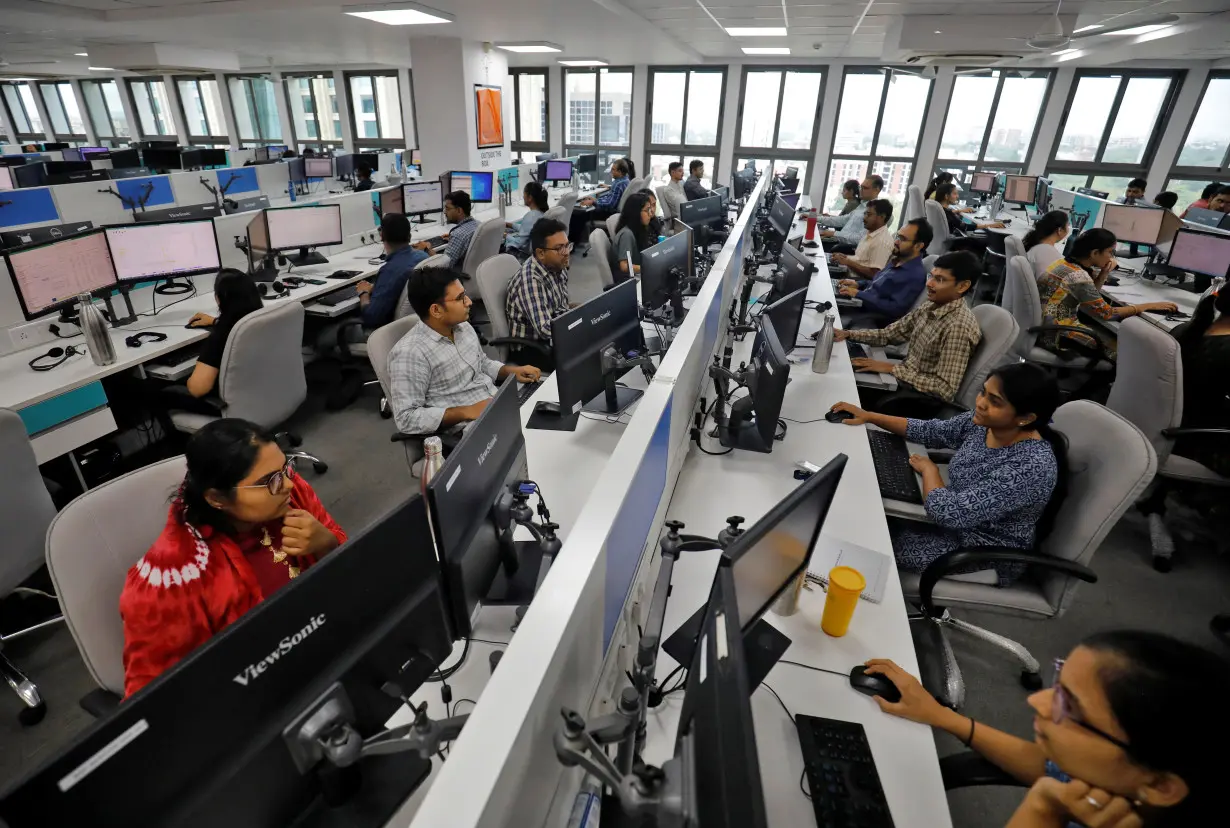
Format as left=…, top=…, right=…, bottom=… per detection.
left=9, top=327, right=34, bottom=348
left=8, top=319, right=48, bottom=351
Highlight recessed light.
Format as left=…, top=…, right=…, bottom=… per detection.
left=724, top=27, right=788, bottom=37
left=343, top=2, right=453, bottom=25
left=1051, top=48, right=1078, bottom=56
left=88, top=66, right=115, bottom=71
left=934, top=30, right=942, bottom=34
left=74, top=52, right=87, bottom=57
left=1057, top=52, right=1082, bottom=62
left=1073, top=24, right=1102, bottom=33
left=496, top=42, right=563, bottom=53
left=742, top=47, right=791, bottom=55
left=1105, top=24, right=1170, bottom=35
left=558, top=59, right=608, bottom=67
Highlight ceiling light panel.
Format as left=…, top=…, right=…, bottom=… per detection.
left=558, top=59, right=608, bottom=67
left=496, top=42, right=563, bottom=53
left=724, top=27, right=788, bottom=36
left=343, top=3, right=453, bottom=25
left=742, top=47, right=791, bottom=55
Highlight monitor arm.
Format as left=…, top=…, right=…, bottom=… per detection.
left=601, top=344, right=657, bottom=391
left=98, top=186, right=140, bottom=217
left=493, top=480, right=562, bottom=627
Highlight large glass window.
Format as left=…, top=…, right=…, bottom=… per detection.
left=37, top=82, right=86, bottom=139
left=825, top=68, right=931, bottom=218
left=175, top=77, right=226, bottom=143
left=565, top=67, right=633, bottom=167
left=227, top=75, right=281, bottom=144
left=937, top=70, right=1051, bottom=178
left=734, top=67, right=824, bottom=189
left=0, top=81, right=43, bottom=139
left=1048, top=70, right=1179, bottom=187
left=284, top=74, right=342, bottom=149
left=509, top=69, right=548, bottom=160
left=127, top=78, right=174, bottom=137
left=645, top=67, right=726, bottom=186
left=80, top=79, right=130, bottom=144
left=345, top=72, right=404, bottom=151
left=1171, top=72, right=1229, bottom=184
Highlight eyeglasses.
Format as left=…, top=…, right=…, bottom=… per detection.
left=542, top=242, right=574, bottom=254
left=236, top=459, right=296, bottom=496
left=894, top=233, right=915, bottom=243
left=443, top=290, right=470, bottom=304
left=1050, top=659, right=1131, bottom=750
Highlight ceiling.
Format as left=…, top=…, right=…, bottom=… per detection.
left=0, top=0, right=1227, bottom=77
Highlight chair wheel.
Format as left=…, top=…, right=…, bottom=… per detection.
left=313, top=462, right=329, bottom=474
left=1019, top=670, right=1042, bottom=691
left=1152, top=555, right=1172, bottom=573
left=19, top=701, right=46, bottom=727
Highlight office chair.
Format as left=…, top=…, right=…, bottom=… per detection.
left=1004, top=234, right=1026, bottom=262
left=924, top=200, right=950, bottom=256
left=618, top=177, right=646, bottom=212
left=605, top=213, right=621, bottom=239
left=905, top=400, right=1157, bottom=708
left=556, top=190, right=579, bottom=215
left=0, top=409, right=60, bottom=724
left=1105, top=317, right=1230, bottom=572
left=460, top=217, right=505, bottom=330
left=366, top=314, right=420, bottom=424
left=903, top=184, right=925, bottom=227
left=543, top=204, right=568, bottom=225
left=589, top=228, right=616, bottom=290
left=164, top=302, right=327, bottom=474
left=46, top=456, right=188, bottom=716
left=476, top=254, right=552, bottom=364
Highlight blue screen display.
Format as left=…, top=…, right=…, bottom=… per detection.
left=448, top=170, right=494, bottom=203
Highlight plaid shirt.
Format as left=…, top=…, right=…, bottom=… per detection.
left=443, top=216, right=479, bottom=267
left=847, top=299, right=981, bottom=401
left=506, top=257, right=569, bottom=343
left=387, top=321, right=501, bottom=434
left=596, top=177, right=629, bottom=209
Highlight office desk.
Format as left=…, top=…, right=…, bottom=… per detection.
left=1098, top=270, right=1202, bottom=334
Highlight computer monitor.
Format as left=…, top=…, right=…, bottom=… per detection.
left=4, top=230, right=118, bottom=321
left=733, top=168, right=756, bottom=200
left=0, top=494, right=453, bottom=828
left=767, top=194, right=794, bottom=239
left=721, top=313, right=790, bottom=453
left=12, top=163, right=47, bottom=188
left=1168, top=228, right=1230, bottom=279
left=0, top=167, right=12, bottom=190
left=776, top=239, right=815, bottom=299
left=778, top=174, right=799, bottom=194
left=1004, top=174, right=1037, bottom=206
left=758, top=286, right=807, bottom=356
left=679, top=195, right=723, bottom=229
left=446, top=170, right=494, bottom=203
left=142, top=148, right=183, bottom=171
left=640, top=229, right=692, bottom=320
left=1183, top=206, right=1225, bottom=228
left=1077, top=187, right=1109, bottom=200
left=1035, top=178, right=1052, bottom=214
left=544, top=159, right=573, bottom=183
left=780, top=192, right=801, bottom=210
left=1101, top=203, right=1166, bottom=246
left=108, top=148, right=141, bottom=169
left=199, top=148, right=228, bottom=167
left=712, top=185, right=730, bottom=208
left=133, top=202, right=224, bottom=223
left=354, top=152, right=379, bottom=173
left=61, top=148, right=83, bottom=162
left=304, top=157, right=333, bottom=178
left=403, top=180, right=444, bottom=220
left=1220, top=213, right=1230, bottom=232
left=379, top=185, right=405, bottom=219
left=0, top=221, right=95, bottom=251
left=535, top=152, right=557, bottom=163
left=79, top=147, right=110, bottom=160
left=267, top=144, right=288, bottom=157
left=969, top=172, right=997, bottom=195
left=549, top=279, right=644, bottom=421
left=265, top=204, right=344, bottom=266
left=285, top=156, right=305, bottom=183
left=105, top=219, right=222, bottom=283
left=180, top=148, right=204, bottom=169
left=576, top=153, right=598, bottom=174
left=334, top=153, right=355, bottom=178
left=410, top=148, right=423, bottom=166
left=426, top=381, right=535, bottom=638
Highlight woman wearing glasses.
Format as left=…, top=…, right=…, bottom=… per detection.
left=120, top=419, right=345, bottom=698
left=865, top=630, right=1228, bottom=826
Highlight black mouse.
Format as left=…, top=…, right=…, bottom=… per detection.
left=826, top=409, right=854, bottom=423
left=849, top=665, right=901, bottom=703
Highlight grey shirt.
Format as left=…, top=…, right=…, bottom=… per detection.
left=387, top=321, right=502, bottom=434
left=610, top=226, right=642, bottom=275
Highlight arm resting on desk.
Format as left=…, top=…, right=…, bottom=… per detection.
left=918, top=548, right=1096, bottom=618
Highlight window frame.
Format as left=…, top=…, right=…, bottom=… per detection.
left=126, top=77, right=175, bottom=139
left=173, top=75, right=227, bottom=145
left=509, top=67, right=549, bottom=159
left=80, top=78, right=130, bottom=144
left=732, top=65, right=826, bottom=186
left=1169, top=70, right=1230, bottom=179
left=283, top=72, right=343, bottom=150
left=343, top=70, right=405, bottom=151
left=225, top=74, right=281, bottom=145
left=645, top=66, right=728, bottom=186
left=563, top=66, right=635, bottom=163
left=0, top=81, right=44, bottom=141
left=36, top=81, right=87, bottom=141
left=934, top=68, right=1054, bottom=175
left=1046, top=68, right=1183, bottom=183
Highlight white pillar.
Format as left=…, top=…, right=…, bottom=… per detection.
left=116, top=78, right=140, bottom=144
left=163, top=74, right=189, bottom=144
left=69, top=79, right=98, bottom=145
left=630, top=64, right=647, bottom=176
left=334, top=69, right=355, bottom=153
left=214, top=72, right=240, bottom=151
left=270, top=70, right=294, bottom=150
left=911, top=67, right=953, bottom=190
left=28, top=84, right=56, bottom=142
left=1147, top=67, right=1209, bottom=195
left=398, top=67, right=416, bottom=149
left=809, top=65, right=845, bottom=198
left=548, top=65, right=563, bottom=157
left=1027, top=68, right=1075, bottom=177
left=717, top=65, right=741, bottom=188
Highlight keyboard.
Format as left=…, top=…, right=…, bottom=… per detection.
left=517, top=380, right=542, bottom=406
left=148, top=344, right=202, bottom=367
left=315, top=290, right=356, bottom=307
left=796, top=715, right=894, bottom=827
left=866, top=430, right=922, bottom=504
left=423, top=235, right=447, bottom=249
left=846, top=341, right=869, bottom=360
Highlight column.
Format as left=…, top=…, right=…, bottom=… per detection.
left=911, top=67, right=953, bottom=190
left=716, top=66, right=742, bottom=188
left=27, top=84, right=56, bottom=143
left=548, top=65, right=563, bottom=157
left=334, top=69, right=355, bottom=153
left=809, top=65, right=845, bottom=198
left=630, top=65, right=647, bottom=177
left=1147, top=67, right=1209, bottom=194
left=1027, top=68, right=1075, bottom=177
left=398, top=67, right=417, bottom=149
left=69, top=80, right=99, bottom=145
left=163, top=74, right=189, bottom=144
left=214, top=72, right=240, bottom=151
left=270, top=70, right=294, bottom=151
left=115, top=78, right=141, bottom=145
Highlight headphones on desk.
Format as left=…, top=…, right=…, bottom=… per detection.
left=125, top=331, right=169, bottom=348
left=259, top=280, right=288, bottom=298
left=29, top=345, right=87, bottom=372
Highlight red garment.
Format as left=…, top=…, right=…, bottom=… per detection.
left=119, top=478, right=346, bottom=698
left=1182, top=199, right=1209, bottom=218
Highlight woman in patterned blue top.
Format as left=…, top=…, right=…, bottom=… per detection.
left=860, top=631, right=1228, bottom=827
left=832, top=363, right=1066, bottom=585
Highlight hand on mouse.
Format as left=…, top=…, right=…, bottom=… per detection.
left=188, top=312, right=215, bottom=328
left=829, top=402, right=870, bottom=425
left=862, top=659, right=948, bottom=725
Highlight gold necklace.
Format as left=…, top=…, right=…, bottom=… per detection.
left=261, top=527, right=300, bottom=578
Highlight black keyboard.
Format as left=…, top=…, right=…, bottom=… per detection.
left=796, top=715, right=894, bottom=827
left=148, top=344, right=202, bottom=367
left=867, top=430, right=922, bottom=504
left=315, top=290, right=356, bottom=307
left=424, top=235, right=447, bottom=249
left=517, top=380, right=542, bottom=406
left=846, top=341, right=869, bottom=360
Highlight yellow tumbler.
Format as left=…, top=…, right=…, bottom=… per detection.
left=820, top=566, right=866, bottom=637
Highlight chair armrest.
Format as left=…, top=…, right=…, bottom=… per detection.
left=336, top=319, right=365, bottom=358
left=918, top=547, right=1097, bottom=617
left=161, top=384, right=226, bottom=416
left=1160, top=427, right=1230, bottom=439
left=940, top=752, right=1026, bottom=790
left=1027, top=324, right=1113, bottom=366
left=487, top=336, right=552, bottom=357
left=875, top=390, right=965, bottom=420
left=80, top=688, right=122, bottom=719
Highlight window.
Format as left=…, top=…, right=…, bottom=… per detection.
left=509, top=68, right=548, bottom=159
left=734, top=67, right=824, bottom=189
left=645, top=67, right=726, bottom=187
left=345, top=72, right=404, bottom=151
left=81, top=79, right=130, bottom=143
left=1167, top=72, right=1229, bottom=205
left=285, top=74, right=342, bottom=149
left=1, top=81, right=44, bottom=139
left=175, top=77, right=226, bottom=143
left=824, top=68, right=931, bottom=218
left=936, top=70, right=1051, bottom=179
left=227, top=75, right=281, bottom=144
left=1048, top=70, right=1179, bottom=188
left=565, top=67, right=633, bottom=165
left=127, top=78, right=174, bottom=137
left=35, top=82, right=86, bottom=140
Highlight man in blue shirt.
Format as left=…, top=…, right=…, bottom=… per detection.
left=836, top=218, right=932, bottom=328
left=819, top=175, right=884, bottom=254
left=571, top=158, right=630, bottom=243
left=356, top=213, right=426, bottom=328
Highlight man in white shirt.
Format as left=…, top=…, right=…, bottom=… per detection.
left=832, top=199, right=894, bottom=279
left=658, top=161, right=686, bottom=225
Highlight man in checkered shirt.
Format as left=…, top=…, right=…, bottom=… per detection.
left=505, top=217, right=572, bottom=371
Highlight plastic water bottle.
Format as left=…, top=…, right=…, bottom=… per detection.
left=811, top=313, right=835, bottom=374
left=76, top=293, right=116, bottom=367
left=287, top=181, right=297, bottom=202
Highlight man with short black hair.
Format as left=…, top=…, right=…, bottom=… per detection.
left=684, top=159, right=709, bottom=201
left=1120, top=178, right=1147, bottom=205
left=833, top=198, right=894, bottom=278
left=388, top=268, right=540, bottom=435
left=415, top=190, right=478, bottom=267
left=837, top=218, right=933, bottom=327
left=819, top=175, right=884, bottom=253
left=355, top=213, right=426, bottom=329
left=505, top=218, right=571, bottom=371
left=837, top=249, right=982, bottom=403
left=353, top=164, right=374, bottom=192
left=659, top=161, right=686, bottom=225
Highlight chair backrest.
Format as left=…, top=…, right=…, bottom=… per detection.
left=923, top=200, right=949, bottom=256
left=1004, top=234, right=1026, bottom=261
left=218, top=301, right=306, bottom=428
left=367, top=315, right=420, bottom=397
left=1106, top=317, right=1183, bottom=463
left=46, top=455, right=188, bottom=695
left=0, top=409, right=57, bottom=596
left=589, top=227, right=615, bottom=289
left=903, top=184, right=925, bottom=225
left=605, top=212, right=621, bottom=238
left=398, top=253, right=451, bottom=318
left=954, top=304, right=1019, bottom=410
left=1040, top=401, right=1157, bottom=615
left=619, top=177, right=645, bottom=211
left=557, top=191, right=578, bottom=214
left=461, top=216, right=505, bottom=285
left=476, top=254, right=523, bottom=359
left=544, top=204, right=567, bottom=224
left=1003, top=255, right=1043, bottom=359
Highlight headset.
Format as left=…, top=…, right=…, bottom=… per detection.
left=29, top=345, right=87, bottom=372
left=259, top=280, right=288, bottom=298
left=124, top=331, right=170, bottom=348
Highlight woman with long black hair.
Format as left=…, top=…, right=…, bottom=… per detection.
left=1172, top=288, right=1230, bottom=477
left=1022, top=210, right=1070, bottom=275
left=609, top=191, right=653, bottom=282
left=185, top=268, right=264, bottom=398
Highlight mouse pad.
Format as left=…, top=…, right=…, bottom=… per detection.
left=526, top=406, right=581, bottom=432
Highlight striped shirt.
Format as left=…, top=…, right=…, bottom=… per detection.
left=819, top=201, right=869, bottom=246
left=387, top=321, right=501, bottom=434
left=506, top=257, right=569, bottom=343
left=852, top=224, right=894, bottom=272
left=443, top=216, right=479, bottom=268
left=847, top=298, right=982, bottom=401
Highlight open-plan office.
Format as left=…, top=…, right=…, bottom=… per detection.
left=1, top=1, right=1229, bottom=827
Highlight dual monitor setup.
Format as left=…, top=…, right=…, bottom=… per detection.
left=373, top=172, right=495, bottom=225
left=246, top=203, right=344, bottom=272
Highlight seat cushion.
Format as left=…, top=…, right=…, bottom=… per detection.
left=168, top=411, right=218, bottom=434
left=1161, top=453, right=1230, bottom=485
left=900, top=572, right=1058, bottom=617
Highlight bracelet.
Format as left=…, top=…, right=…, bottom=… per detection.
left=962, top=717, right=977, bottom=748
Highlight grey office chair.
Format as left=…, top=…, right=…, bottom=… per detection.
left=924, top=200, right=950, bottom=256
left=589, top=227, right=616, bottom=290
left=903, top=184, right=925, bottom=226
left=905, top=400, right=1158, bottom=708
left=0, top=409, right=60, bottom=724
left=367, top=313, right=420, bottom=422
left=165, top=302, right=327, bottom=473
left=476, top=254, right=552, bottom=364
left=1106, top=317, right=1230, bottom=572
left=46, top=456, right=187, bottom=715
left=543, top=205, right=567, bottom=225
left=1004, top=234, right=1026, bottom=261
left=605, top=213, right=621, bottom=239
left=619, top=177, right=646, bottom=211
left=556, top=190, right=579, bottom=215
left=1002, top=255, right=1114, bottom=374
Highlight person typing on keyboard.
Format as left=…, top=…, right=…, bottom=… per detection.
left=835, top=217, right=932, bottom=329
left=413, top=191, right=478, bottom=267
left=505, top=218, right=571, bottom=371
left=184, top=268, right=264, bottom=399
left=829, top=363, right=1065, bottom=587
left=388, top=268, right=540, bottom=436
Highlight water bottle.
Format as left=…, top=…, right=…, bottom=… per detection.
left=76, top=293, right=116, bottom=367
left=287, top=181, right=297, bottom=202
left=811, top=313, right=835, bottom=374
left=420, top=436, right=444, bottom=493
left=771, top=570, right=806, bottom=617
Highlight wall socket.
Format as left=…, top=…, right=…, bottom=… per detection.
left=6, top=319, right=52, bottom=354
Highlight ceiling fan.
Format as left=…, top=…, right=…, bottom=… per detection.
left=1002, top=0, right=1072, bottom=51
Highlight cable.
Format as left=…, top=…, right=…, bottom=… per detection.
left=800, top=769, right=811, bottom=800
left=141, top=279, right=199, bottom=317
left=428, top=637, right=470, bottom=683
left=779, top=416, right=828, bottom=425
left=779, top=659, right=850, bottom=680
left=759, top=681, right=794, bottom=724
left=451, top=698, right=477, bottom=714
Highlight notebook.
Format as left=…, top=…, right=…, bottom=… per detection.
left=806, top=534, right=891, bottom=604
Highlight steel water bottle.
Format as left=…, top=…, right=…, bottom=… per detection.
left=811, top=313, right=835, bottom=374
left=76, top=293, right=116, bottom=367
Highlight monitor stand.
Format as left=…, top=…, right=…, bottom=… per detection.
left=717, top=398, right=773, bottom=453
left=293, top=752, right=432, bottom=828
left=662, top=607, right=790, bottom=693
left=581, top=366, right=643, bottom=416
left=253, top=253, right=280, bottom=282
left=287, top=247, right=328, bottom=267
left=410, top=214, right=433, bottom=225
left=484, top=540, right=548, bottom=606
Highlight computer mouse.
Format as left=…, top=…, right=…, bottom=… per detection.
left=535, top=401, right=562, bottom=415
left=849, top=665, right=901, bottom=703
left=825, top=409, right=855, bottom=423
